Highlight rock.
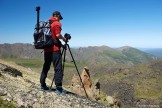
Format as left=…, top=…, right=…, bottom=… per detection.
left=114, top=97, right=121, bottom=108
left=81, top=66, right=92, bottom=88
left=0, top=63, right=22, bottom=77
left=106, top=96, right=121, bottom=108
left=71, top=66, right=101, bottom=100
left=71, top=74, right=80, bottom=86
left=106, top=96, right=114, bottom=106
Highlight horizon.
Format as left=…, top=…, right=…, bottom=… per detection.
left=0, top=0, right=162, bottom=48
left=1, top=42, right=162, bottom=49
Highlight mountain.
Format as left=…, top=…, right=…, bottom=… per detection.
left=0, top=43, right=160, bottom=75
left=0, top=43, right=43, bottom=59
left=65, top=46, right=160, bottom=68
left=116, top=46, right=159, bottom=64
left=0, top=44, right=159, bottom=66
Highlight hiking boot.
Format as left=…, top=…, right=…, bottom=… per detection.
left=55, top=87, right=67, bottom=94
left=41, top=85, right=49, bottom=90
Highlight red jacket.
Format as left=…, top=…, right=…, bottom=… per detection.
left=44, top=17, right=62, bottom=52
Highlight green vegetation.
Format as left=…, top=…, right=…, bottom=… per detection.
left=0, top=97, right=16, bottom=108
left=134, top=76, right=162, bottom=103
left=1, top=54, right=17, bottom=59
left=0, top=57, right=76, bottom=85
left=121, top=47, right=157, bottom=64
left=0, top=57, right=74, bottom=69
left=98, top=90, right=107, bottom=105
left=0, top=57, right=43, bottom=68
left=135, top=85, right=162, bottom=99
left=92, top=60, right=162, bottom=104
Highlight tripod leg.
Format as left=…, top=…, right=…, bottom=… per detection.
left=67, top=44, right=89, bottom=98
left=62, top=47, right=67, bottom=73
left=61, top=47, right=65, bottom=56
left=50, top=78, right=54, bottom=89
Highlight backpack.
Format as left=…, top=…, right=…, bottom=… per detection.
left=33, top=21, right=54, bottom=49
left=33, top=6, right=61, bottom=49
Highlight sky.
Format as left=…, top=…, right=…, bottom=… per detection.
left=0, top=0, right=162, bottom=48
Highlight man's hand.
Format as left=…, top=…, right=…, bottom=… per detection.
left=62, top=37, right=67, bottom=42
left=56, top=34, right=67, bottom=42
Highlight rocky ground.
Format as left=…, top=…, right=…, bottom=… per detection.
left=0, top=59, right=111, bottom=108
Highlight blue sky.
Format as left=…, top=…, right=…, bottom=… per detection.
left=0, top=0, right=162, bottom=48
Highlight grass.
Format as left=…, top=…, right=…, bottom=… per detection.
left=0, top=57, right=43, bottom=68
left=92, top=62, right=162, bottom=104
left=0, top=57, right=75, bottom=69
left=98, top=90, right=107, bottom=104
left=0, top=57, right=77, bottom=85
left=135, top=84, right=162, bottom=101
left=0, top=97, right=16, bottom=108
left=133, top=75, right=162, bottom=104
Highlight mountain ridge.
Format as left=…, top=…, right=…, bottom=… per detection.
left=67, top=45, right=160, bottom=68
left=0, top=43, right=160, bottom=74
left=0, top=43, right=160, bottom=65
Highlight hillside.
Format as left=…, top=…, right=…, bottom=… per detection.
left=0, top=43, right=43, bottom=59
left=93, top=60, right=162, bottom=107
left=0, top=59, right=162, bottom=108
left=0, top=59, right=109, bottom=108
left=116, top=46, right=159, bottom=64
left=67, top=46, right=159, bottom=66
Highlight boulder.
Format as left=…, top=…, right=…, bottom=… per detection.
left=71, top=66, right=100, bottom=100
left=106, top=96, right=121, bottom=108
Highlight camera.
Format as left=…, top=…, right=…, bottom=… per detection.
left=64, top=33, right=71, bottom=40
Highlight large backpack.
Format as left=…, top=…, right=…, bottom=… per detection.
left=33, top=21, right=54, bottom=49
left=33, top=6, right=60, bottom=49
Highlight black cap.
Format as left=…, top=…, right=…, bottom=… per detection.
left=53, top=11, right=63, bottom=20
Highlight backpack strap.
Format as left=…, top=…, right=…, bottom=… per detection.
left=49, top=20, right=55, bottom=24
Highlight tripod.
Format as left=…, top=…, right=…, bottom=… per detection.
left=50, top=41, right=88, bottom=98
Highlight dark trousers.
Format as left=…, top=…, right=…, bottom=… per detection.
left=40, top=51, right=63, bottom=88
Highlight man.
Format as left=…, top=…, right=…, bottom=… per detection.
left=40, top=11, right=66, bottom=94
